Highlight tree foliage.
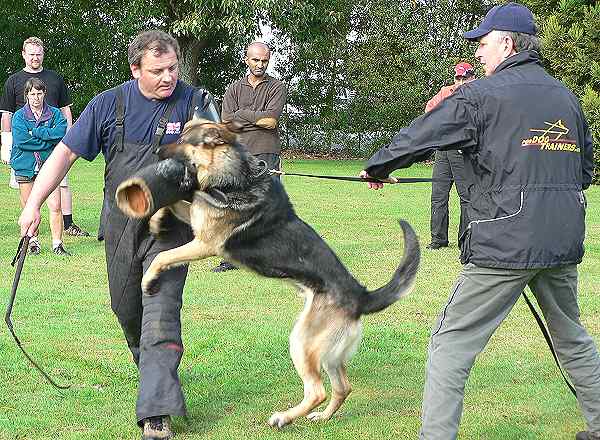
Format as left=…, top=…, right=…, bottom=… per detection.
left=272, top=0, right=492, bottom=156
left=0, top=0, right=141, bottom=116
left=1, top=0, right=597, bottom=171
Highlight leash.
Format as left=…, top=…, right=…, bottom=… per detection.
left=6, top=236, right=70, bottom=390
left=268, top=170, right=452, bottom=184
left=522, top=292, right=577, bottom=397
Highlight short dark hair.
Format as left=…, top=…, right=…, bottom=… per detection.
left=23, top=78, right=46, bottom=101
left=499, top=30, right=541, bottom=53
left=127, top=30, right=181, bottom=67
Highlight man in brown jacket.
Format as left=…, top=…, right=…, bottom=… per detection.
left=214, top=41, right=288, bottom=272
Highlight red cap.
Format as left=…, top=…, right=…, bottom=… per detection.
left=454, top=62, right=475, bottom=77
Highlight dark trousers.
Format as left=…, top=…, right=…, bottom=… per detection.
left=430, top=150, right=470, bottom=246
left=107, top=221, right=192, bottom=424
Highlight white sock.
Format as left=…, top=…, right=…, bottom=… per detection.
left=52, top=240, right=62, bottom=249
left=30, top=236, right=40, bottom=244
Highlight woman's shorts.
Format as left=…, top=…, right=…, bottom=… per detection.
left=14, top=173, right=68, bottom=186
left=15, top=174, right=35, bottom=184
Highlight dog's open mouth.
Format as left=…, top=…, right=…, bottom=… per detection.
left=198, top=188, right=229, bottom=209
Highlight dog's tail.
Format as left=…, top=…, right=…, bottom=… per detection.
left=359, top=220, right=420, bottom=315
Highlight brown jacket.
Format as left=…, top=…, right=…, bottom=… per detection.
left=221, top=74, right=287, bottom=155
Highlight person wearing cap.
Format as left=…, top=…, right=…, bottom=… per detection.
left=359, top=3, right=599, bottom=439
left=425, top=62, right=476, bottom=250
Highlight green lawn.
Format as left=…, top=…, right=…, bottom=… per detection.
left=1, top=158, right=599, bottom=440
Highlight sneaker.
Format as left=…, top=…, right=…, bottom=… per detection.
left=53, top=243, right=71, bottom=256
left=426, top=242, right=448, bottom=250
left=142, top=415, right=174, bottom=440
left=64, top=223, right=90, bottom=237
left=28, top=240, right=41, bottom=255
left=577, top=432, right=600, bottom=440
left=211, top=261, right=238, bottom=273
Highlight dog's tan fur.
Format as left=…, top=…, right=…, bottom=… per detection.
left=130, top=121, right=420, bottom=428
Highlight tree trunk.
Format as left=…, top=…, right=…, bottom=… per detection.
left=177, top=37, right=206, bottom=86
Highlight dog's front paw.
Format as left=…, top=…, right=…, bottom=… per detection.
left=268, top=412, right=291, bottom=429
left=141, top=273, right=160, bottom=296
left=307, top=411, right=329, bottom=422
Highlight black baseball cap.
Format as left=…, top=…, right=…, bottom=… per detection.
left=464, top=2, right=537, bottom=41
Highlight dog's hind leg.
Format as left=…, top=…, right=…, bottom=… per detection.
left=307, top=364, right=351, bottom=422
left=268, top=295, right=327, bottom=428
left=142, top=239, right=214, bottom=295
left=308, top=318, right=361, bottom=422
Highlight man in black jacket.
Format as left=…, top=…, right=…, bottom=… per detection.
left=361, top=3, right=599, bottom=439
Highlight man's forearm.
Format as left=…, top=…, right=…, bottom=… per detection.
left=1, top=113, right=13, bottom=162
left=60, top=106, right=73, bottom=130
left=27, top=143, right=78, bottom=209
left=235, top=109, right=279, bottom=124
left=1, top=111, right=12, bottom=132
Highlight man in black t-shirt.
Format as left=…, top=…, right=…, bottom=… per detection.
left=1, top=37, right=90, bottom=238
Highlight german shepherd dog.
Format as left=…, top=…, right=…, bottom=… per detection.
left=134, top=120, right=420, bottom=428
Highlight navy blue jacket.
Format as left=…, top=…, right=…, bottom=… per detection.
left=366, top=50, right=594, bottom=269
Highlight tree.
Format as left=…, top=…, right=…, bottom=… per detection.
left=128, top=0, right=281, bottom=95
left=0, top=0, right=285, bottom=115
left=0, top=0, right=140, bottom=116
left=269, top=2, right=354, bottom=153
left=269, top=0, right=492, bottom=156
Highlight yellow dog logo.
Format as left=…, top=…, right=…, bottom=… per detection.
left=522, top=120, right=579, bottom=152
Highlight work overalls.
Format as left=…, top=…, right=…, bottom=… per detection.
left=101, top=85, right=193, bottom=424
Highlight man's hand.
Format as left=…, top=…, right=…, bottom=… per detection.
left=256, top=117, right=278, bottom=129
left=19, top=204, right=42, bottom=238
left=359, top=170, right=384, bottom=190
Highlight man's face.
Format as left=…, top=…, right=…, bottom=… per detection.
left=475, top=31, right=515, bottom=76
left=27, top=87, right=45, bottom=109
left=22, top=44, right=44, bottom=71
left=130, top=47, right=179, bottom=100
left=244, top=46, right=270, bottom=78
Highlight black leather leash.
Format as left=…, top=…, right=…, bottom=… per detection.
left=269, top=169, right=448, bottom=184
left=6, top=236, right=70, bottom=390
left=522, top=292, right=577, bottom=397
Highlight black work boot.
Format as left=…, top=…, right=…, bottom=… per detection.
left=576, top=431, right=600, bottom=440
left=142, top=415, right=174, bottom=440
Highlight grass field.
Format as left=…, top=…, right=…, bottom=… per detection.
left=1, top=158, right=599, bottom=440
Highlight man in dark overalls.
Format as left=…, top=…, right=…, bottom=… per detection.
left=19, top=30, right=219, bottom=440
